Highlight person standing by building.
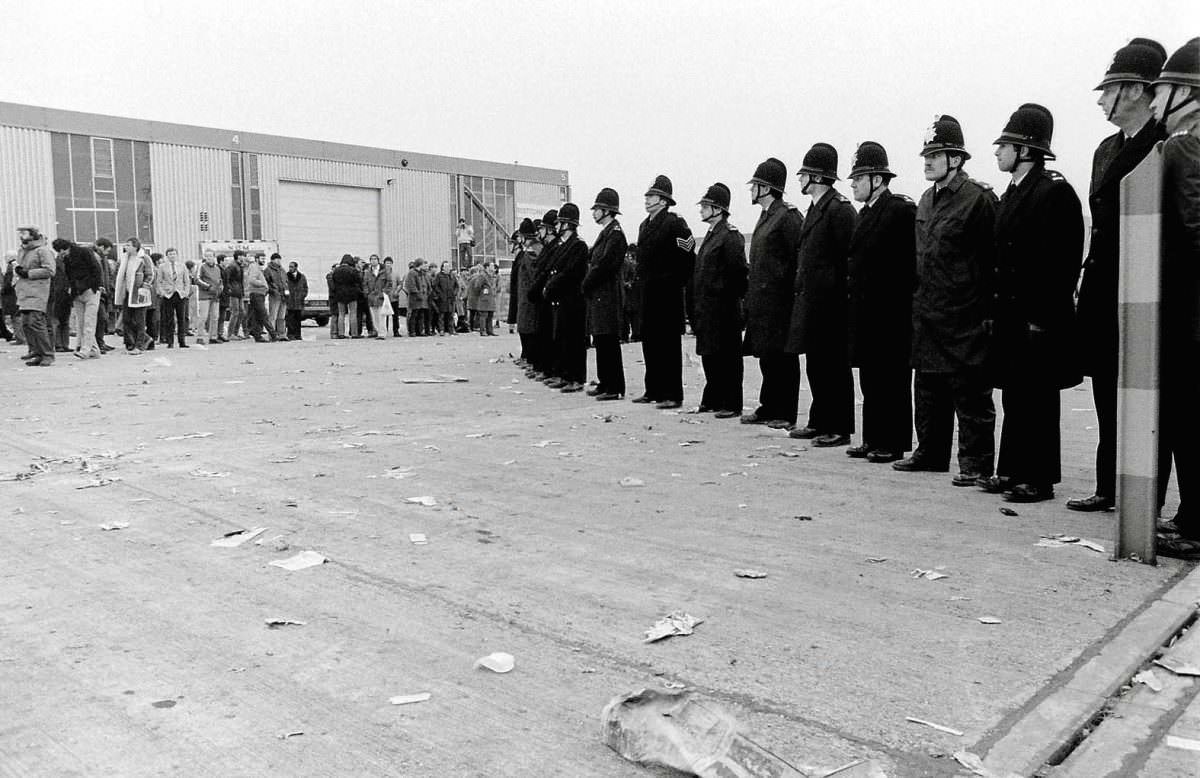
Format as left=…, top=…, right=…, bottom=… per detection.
left=156, top=247, right=192, bottom=348
left=472, top=263, right=498, bottom=336
left=741, top=158, right=804, bottom=427
left=114, top=237, right=153, bottom=354
left=194, top=251, right=224, bottom=346
left=56, top=239, right=103, bottom=360
left=403, top=259, right=427, bottom=337
left=985, top=104, right=1085, bottom=503
left=363, top=254, right=389, bottom=339
left=1069, top=38, right=1169, bottom=513
left=329, top=254, right=361, bottom=339
left=1151, top=39, right=1200, bottom=558
left=93, top=238, right=116, bottom=352
left=1, top=251, right=19, bottom=344
left=284, top=260, right=308, bottom=341
left=265, top=252, right=288, bottom=341
left=633, top=175, right=694, bottom=409
left=894, top=115, right=998, bottom=487
left=512, top=221, right=541, bottom=359
left=543, top=203, right=589, bottom=392
left=691, top=183, right=748, bottom=418
left=46, top=243, right=71, bottom=353
left=583, top=189, right=628, bottom=400
left=243, top=253, right=271, bottom=342
left=527, top=210, right=560, bottom=379
left=430, top=260, right=455, bottom=336
left=222, top=253, right=245, bottom=341
left=785, top=143, right=857, bottom=447
left=456, top=217, right=475, bottom=270
left=845, top=142, right=917, bottom=463
left=14, top=226, right=57, bottom=366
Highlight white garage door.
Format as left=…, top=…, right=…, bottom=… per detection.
left=277, top=182, right=381, bottom=285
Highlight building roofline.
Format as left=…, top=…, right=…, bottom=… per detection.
left=0, top=100, right=568, bottom=187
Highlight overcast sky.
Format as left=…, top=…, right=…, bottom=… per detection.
left=3, top=0, right=1195, bottom=242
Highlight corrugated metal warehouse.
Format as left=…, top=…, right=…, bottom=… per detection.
left=0, top=101, right=569, bottom=294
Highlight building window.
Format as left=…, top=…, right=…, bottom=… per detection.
left=231, top=152, right=261, bottom=240
left=51, top=133, right=152, bottom=245
left=458, top=175, right=515, bottom=268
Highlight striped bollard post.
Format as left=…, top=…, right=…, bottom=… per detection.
left=1115, top=149, right=1162, bottom=564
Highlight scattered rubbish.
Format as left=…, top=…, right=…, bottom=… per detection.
left=977, top=617, right=1002, bottom=625
left=405, top=496, right=436, bottom=507
left=822, top=759, right=889, bottom=777
left=661, top=681, right=687, bottom=690
left=866, top=557, right=888, bottom=564
left=911, top=569, right=949, bottom=581
left=532, top=440, right=561, bottom=448
left=619, top=477, right=645, bottom=487
left=211, top=527, right=268, bottom=547
left=99, top=521, right=130, bottom=531
left=601, top=688, right=808, bottom=777
left=998, top=507, right=1019, bottom=517
left=905, top=716, right=963, bottom=736
left=409, top=533, right=428, bottom=545
left=329, top=361, right=346, bottom=367
left=151, top=699, right=177, bottom=709
left=130, top=498, right=152, bottom=503
left=1035, top=534, right=1105, bottom=553
left=305, top=423, right=354, bottom=434
left=644, top=611, right=704, bottom=643
left=1165, top=735, right=1200, bottom=752
left=720, top=471, right=747, bottom=477
left=423, top=445, right=440, bottom=452
left=77, top=477, right=121, bottom=489
left=734, top=569, right=768, bottom=579
left=190, top=469, right=230, bottom=478
left=389, top=692, right=432, bottom=705
left=256, top=535, right=290, bottom=552
left=1155, top=656, right=1200, bottom=677
left=952, top=751, right=1024, bottom=778
left=278, top=731, right=304, bottom=740
left=678, top=440, right=704, bottom=447
left=1132, top=669, right=1164, bottom=691
left=340, top=441, right=364, bottom=449
left=269, top=550, right=327, bottom=571
left=950, top=596, right=973, bottom=602
left=160, top=432, right=213, bottom=441
left=474, top=652, right=515, bottom=673
left=269, top=456, right=298, bottom=463
left=265, top=618, right=307, bottom=629
left=501, top=459, right=516, bottom=466
left=794, top=515, right=813, bottom=521
left=401, top=375, right=469, bottom=384
left=381, top=467, right=415, bottom=479
left=224, top=380, right=245, bottom=385
left=779, top=450, right=802, bottom=458
left=464, top=432, right=490, bottom=439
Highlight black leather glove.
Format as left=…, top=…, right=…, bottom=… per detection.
left=14, top=265, right=28, bottom=278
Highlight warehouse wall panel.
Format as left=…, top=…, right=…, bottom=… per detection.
left=515, top=180, right=567, bottom=223
left=0, top=126, right=55, bottom=245
left=148, top=143, right=233, bottom=258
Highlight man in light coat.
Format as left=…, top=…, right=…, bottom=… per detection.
left=14, top=226, right=57, bottom=366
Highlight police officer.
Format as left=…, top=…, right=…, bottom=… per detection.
left=527, top=209, right=560, bottom=381
left=894, top=115, right=998, bottom=487
left=986, top=104, right=1085, bottom=503
left=510, top=218, right=540, bottom=368
left=691, top=183, right=748, bottom=418
left=543, top=204, right=589, bottom=392
left=741, top=158, right=804, bottom=427
left=786, top=143, right=856, bottom=447
left=583, top=188, right=629, bottom=400
left=846, top=142, right=916, bottom=463
left=1070, top=38, right=1168, bottom=513
left=1150, top=39, right=1200, bottom=558
left=633, top=175, right=695, bottom=409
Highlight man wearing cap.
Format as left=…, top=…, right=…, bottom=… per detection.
left=543, top=204, right=590, bottom=393
left=846, top=142, right=917, bottom=463
left=1070, top=38, right=1169, bottom=513
left=527, top=209, right=560, bottom=381
left=13, top=226, right=57, bottom=367
left=691, top=183, right=748, bottom=417
left=634, top=175, right=695, bottom=409
left=1150, top=39, right=1200, bottom=558
left=894, top=115, right=999, bottom=487
left=583, top=189, right=629, bottom=400
left=786, top=143, right=857, bottom=447
left=509, top=219, right=538, bottom=362
left=986, top=104, right=1085, bottom=504
left=742, top=158, right=804, bottom=427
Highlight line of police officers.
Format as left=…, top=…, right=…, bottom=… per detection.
left=503, top=37, right=1199, bottom=559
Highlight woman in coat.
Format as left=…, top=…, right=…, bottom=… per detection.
left=362, top=255, right=390, bottom=339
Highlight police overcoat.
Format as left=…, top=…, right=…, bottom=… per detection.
left=785, top=189, right=856, bottom=355
left=636, top=209, right=695, bottom=334
left=514, top=244, right=543, bottom=335
left=847, top=190, right=916, bottom=366
left=742, top=198, right=803, bottom=357
left=582, top=220, right=627, bottom=336
left=691, top=218, right=748, bottom=356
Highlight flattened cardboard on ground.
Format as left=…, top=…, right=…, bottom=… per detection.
left=644, top=611, right=704, bottom=643
left=269, top=550, right=327, bottom=571
left=474, top=652, right=514, bottom=673
left=601, top=688, right=808, bottom=777
left=211, top=527, right=268, bottom=547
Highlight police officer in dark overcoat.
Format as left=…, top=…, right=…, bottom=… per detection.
left=741, top=157, right=804, bottom=427
left=633, top=175, right=695, bottom=409
left=513, top=219, right=542, bottom=370
left=691, top=183, right=748, bottom=418
left=845, top=142, right=916, bottom=463
left=1069, top=39, right=1168, bottom=512
left=543, top=204, right=590, bottom=392
left=986, top=104, right=1085, bottom=503
left=894, top=115, right=999, bottom=487
left=583, top=188, right=629, bottom=400
left=785, top=143, right=857, bottom=447
left=526, top=209, right=560, bottom=381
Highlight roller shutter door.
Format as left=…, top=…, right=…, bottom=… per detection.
left=277, top=182, right=381, bottom=293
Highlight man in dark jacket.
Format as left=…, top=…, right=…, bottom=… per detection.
left=1070, top=38, right=1169, bottom=512
left=583, top=189, right=628, bottom=400
left=47, top=241, right=72, bottom=352
left=691, top=183, right=747, bottom=418
left=543, top=204, right=590, bottom=393
left=14, top=227, right=57, bottom=366
left=55, top=239, right=104, bottom=359
left=284, top=261, right=308, bottom=340
left=986, top=104, right=1085, bottom=503
left=265, top=253, right=289, bottom=340
left=633, top=175, right=695, bottom=409
left=222, top=253, right=245, bottom=340
left=330, top=254, right=362, bottom=338
left=93, top=239, right=116, bottom=352
left=509, top=220, right=537, bottom=357
left=785, top=143, right=857, bottom=447
left=741, top=158, right=804, bottom=427
left=1151, top=40, right=1200, bottom=558
left=527, top=210, right=560, bottom=380
left=432, top=261, right=458, bottom=336
left=894, top=115, right=998, bottom=487
left=846, top=142, right=916, bottom=463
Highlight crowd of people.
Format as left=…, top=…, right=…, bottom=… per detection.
left=501, top=37, right=1199, bottom=559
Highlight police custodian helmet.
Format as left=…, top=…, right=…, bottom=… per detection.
left=848, top=142, right=895, bottom=179
left=747, top=157, right=788, bottom=191
left=698, top=183, right=732, bottom=213
left=644, top=175, right=676, bottom=206
left=994, top=103, right=1056, bottom=160
left=921, top=115, right=970, bottom=160
left=556, top=203, right=581, bottom=226
left=1095, top=37, right=1168, bottom=90
left=591, top=187, right=621, bottom=214
left=798, top=143, right=840, bottom=181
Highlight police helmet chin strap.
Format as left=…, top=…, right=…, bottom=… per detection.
left=1160, top=84, right=1196, bottom=125
left=1107, top=84, right=1124, bottom=122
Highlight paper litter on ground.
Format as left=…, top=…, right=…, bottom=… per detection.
left=1035, top=534, right=1105, bottom=553
left=99, top=521, right=130, bottom=531
left=1132, top=669, right=1164, bottom=691
left=160, top=432, right=213, bottom=441
left=190, top=468, right=230, bottom=478
left=474, top=652, right=515, bottom=673
left=405, top=496, right=436, bottom=507
left=409, top=533, right=428, bottom=545
left=389, top=692, right=432, bottom=705
left=211, top=527, right=268, bottom=547
left=911, top=569, right=949, bottom=581
left=905, top=716, right=963, bottom=736
left=619, top=477, right=645, bottom=487
left=977, top=617, right=1002, bottom=625
left=644, top=611, right=704, bottom=643
left=265, top=618, right=307, bottom=629
left=269, top=550, right=327, bottom=571
left=733, top=569, right=768, bottom=579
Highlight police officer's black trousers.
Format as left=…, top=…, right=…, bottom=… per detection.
left=997, top=386, right=1061, bottom=486
left=701, top=352, right=743, bottom=413
left=1090, top=369, right=1118, bottom=500
left=553, top=303, right=587, bottom=385
left=859, top=362, right=912, bottom=453
left=593, top=334, right=625, bottom=395
left=755, top=353, right=800, bottom=424
left=804, top=350, right=855, bottom=434
left=913, top=369, right=996, bottom=475
left=1159, top=340, right=1199, bottom=534
left=641, top=325, right=683, bottom=402
left=518, top=333, right=531, bottom=361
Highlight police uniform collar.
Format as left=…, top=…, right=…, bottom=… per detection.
left=937, top=168, right=969, bottom=194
